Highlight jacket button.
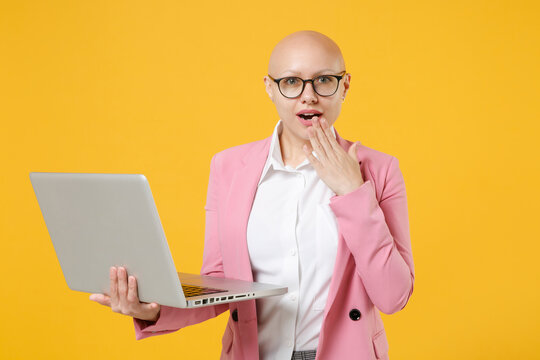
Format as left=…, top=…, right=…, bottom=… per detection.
left=349, top=308, right=361, bottom=321
left=232, top=309, right=238, bottom=322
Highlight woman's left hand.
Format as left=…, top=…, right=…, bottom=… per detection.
left=303, top=117, right=364, bottom=196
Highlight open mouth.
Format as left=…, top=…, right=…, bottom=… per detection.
left=297, top=112, right=322, bottom=121
left=298, top=114, right=319, bottom=120
left=296, top=110, right=322, bottom=126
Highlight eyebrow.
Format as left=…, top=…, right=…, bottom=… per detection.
left=278, top=68, right=341, bottom=77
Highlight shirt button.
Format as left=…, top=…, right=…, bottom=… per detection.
left=289, top=248, right=296, bottom=256
left=290, top=294, right=297, bottom=301
left=287, top=340, right=293, bottom=347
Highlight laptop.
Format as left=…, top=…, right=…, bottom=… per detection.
left=29, top=172, right=287, bottom=308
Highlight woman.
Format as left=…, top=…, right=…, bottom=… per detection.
left=90, top=30, right=415, bottom=360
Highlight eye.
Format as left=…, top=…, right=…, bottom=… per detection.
left=284, top=77, right=299, bottom=85
left=316, top=76, right=331, bottom=83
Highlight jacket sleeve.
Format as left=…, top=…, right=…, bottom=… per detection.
left=133, top=154, right=229, bottom=340
left=328, top=156, right=415, bottom=314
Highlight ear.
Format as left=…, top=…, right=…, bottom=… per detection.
left=341, top=73, right=351, bottom=100
left=263, top=76, right=274, bottom=102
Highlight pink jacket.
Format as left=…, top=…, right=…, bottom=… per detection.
left=133, top=128, right=415, bottom=360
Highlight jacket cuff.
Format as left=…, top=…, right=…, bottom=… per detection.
left=330, top=180, right=377, bottom=210
left=133, top=305, right=179, bottom=340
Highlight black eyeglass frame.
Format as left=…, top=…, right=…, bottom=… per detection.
left=268, top=71, right=347, bottom=99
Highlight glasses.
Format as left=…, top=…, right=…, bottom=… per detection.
left=268, top=71, right=346, bottom=98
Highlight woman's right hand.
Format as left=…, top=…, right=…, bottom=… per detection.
left=89, top=266, right=161, bottom=322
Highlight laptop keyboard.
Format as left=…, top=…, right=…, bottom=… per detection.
left=181, top=284, right=227, bottom=298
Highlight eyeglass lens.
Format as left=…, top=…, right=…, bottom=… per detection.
left=279, top=76, right=339, bottom=97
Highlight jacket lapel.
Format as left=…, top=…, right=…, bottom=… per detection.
left=322, top=130, right=356, bottom=314
left=222, top=127, right=358, bottom=312
left=222, top=136, right=272, bottom=281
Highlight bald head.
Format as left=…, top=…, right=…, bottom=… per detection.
left=268, top=30, right=345, bottom=77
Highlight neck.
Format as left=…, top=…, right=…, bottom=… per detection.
left=278, top=128, right=310, bottom=168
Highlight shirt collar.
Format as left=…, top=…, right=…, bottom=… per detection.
left=258, top=119, right=336, bottom=186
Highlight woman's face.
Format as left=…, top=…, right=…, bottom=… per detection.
left=264, top=42, right=350, bottom=144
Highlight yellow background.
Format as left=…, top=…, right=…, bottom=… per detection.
left=1, top=0, right=539, bottom=359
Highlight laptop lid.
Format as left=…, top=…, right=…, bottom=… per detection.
left=29, top=172, right=188, bottom=308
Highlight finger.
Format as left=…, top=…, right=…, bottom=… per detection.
left=303, top=143, right=322, bottom=169
left=89, top=293, right=112, bottom=307
left=141, top=302, right=160, bottom=313
left=127, top=275, right=139, bottom=304
left=320, top=117, right=341, bottom=151
left=110, top=266, right=119, bottom=305
left=117, top=266, right=128, bottom=307
left=314, top=117, right=338, bottom=162
left=307, top=126, right=327, bottom=163
left=348, top=142, right=359, bottom=162
left=139, top=302, right=161, bottom=321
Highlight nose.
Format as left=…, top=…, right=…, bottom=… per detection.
left=300, top=81, right=318, bottom=104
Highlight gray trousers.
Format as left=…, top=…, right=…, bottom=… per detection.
left=291, top=350, right=317, bottom=360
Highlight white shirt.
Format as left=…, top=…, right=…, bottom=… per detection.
left=246, top=120, right=339, bottom=360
